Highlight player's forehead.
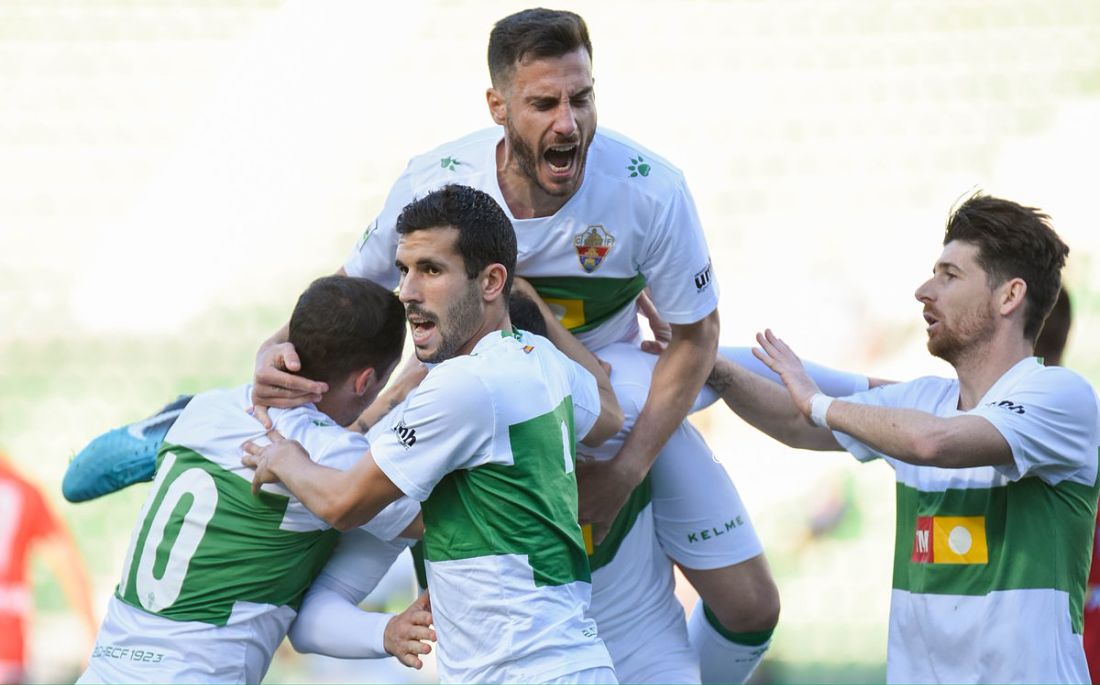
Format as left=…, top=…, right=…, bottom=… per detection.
left=508, top=48, right=593, bottom=98
left=396, top=226, right=462, bottom=263
left=934, top=240, right=983, bottom=274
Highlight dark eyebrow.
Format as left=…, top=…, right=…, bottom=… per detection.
left=570, top=86, right=594, bottom=100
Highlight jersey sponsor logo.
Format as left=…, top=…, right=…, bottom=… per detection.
left=987, top=399, right=1026, bottom=415
left=440, top=156, right=462, bottom=171
left=393, top=421, right=417, bottom=449
left=694, top=260, right=713, bottom=291
left=626, top=154, right=650, bottom=177
left=310, top=419, right=334, bottom=427
left=687, top=515, right=744, bottom=543
left=573, top=225, right=615, bottom=273
left=911, top=515, right=988, bottom=564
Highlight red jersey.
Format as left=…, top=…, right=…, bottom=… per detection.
left=0, top=459, right=61, bottom=669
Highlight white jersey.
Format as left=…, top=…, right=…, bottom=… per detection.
left=835, top=357, right=1100, bottom=684
left=81, top=385, right=419, bottom=684
left=370, top=330, right=614, bottom=683
left=345, top=126, right=719, bottom=351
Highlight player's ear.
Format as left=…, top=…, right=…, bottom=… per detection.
left=486, top=88, right=507, bottom=126
left=998, top=277, right=1027, bottom=317
left=481, top=263, right=508, bottom=302
left=353, top=367, right=376, bottom=396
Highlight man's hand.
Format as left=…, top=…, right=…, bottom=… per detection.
left=385, top=591, right=435, bottom=669
left=250, top=342, right=328, bottom=428
left=240, top=429, right=309, bottom=495
left=637, top=289, right=671, bottom=355
left=576, top=458, right=640, bottom=545
left=752, top=329, right=821, bottom=418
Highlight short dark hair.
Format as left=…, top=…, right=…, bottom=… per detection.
left=488, top=8, right=592, bottom=90
left=509, top=292, right=548, bottom=336
left=288, top=276, right=406, bottom=386
left=943, top=193, right=1070, bottom=342
left=395, top=184, right=517, bottom=299
left=1034, top=287, right=1072, bottom=366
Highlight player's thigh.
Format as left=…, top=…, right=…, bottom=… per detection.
left=649, top=420, right=763, bottom=570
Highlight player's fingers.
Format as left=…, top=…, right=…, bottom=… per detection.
left=410, top=610, right=433, bottom=627
left=265, top=429, right=286, bottom=444
left=248, top=403, right=273, bottom=430
left=279, top=345, right=303, bottom=373
left=241, top=441, right=261, bottom=457
left=250, top=474, right=262, bottom=496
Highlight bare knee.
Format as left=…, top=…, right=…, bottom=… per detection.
left=682, top=554, right=781, bottom=633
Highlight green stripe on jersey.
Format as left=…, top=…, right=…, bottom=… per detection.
left=117, top=445, right=339, bottom=625
left=892, top=461, right=1099, bottom=632
left=588, top=476, right=652, bottom=572
left=527, top=275, right=647, bottom=334
left=421, top=398, right=591, bottom=586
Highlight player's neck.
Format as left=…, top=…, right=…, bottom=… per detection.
left=495, top=141, right=570, bottom=220
left=952, top=331, right=1033, bottom=411
left=456, top=308, right=513, bottom=357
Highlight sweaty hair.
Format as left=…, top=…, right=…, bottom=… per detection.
left=488, top=8, right=592, bottom=90
left=943, top=193, right=1070, bottom=342
left=1034, top=287, right=1072, bottom=366
left=395, top=184, right=517, bottom=299
left=288, top=276, right=406, bottom=386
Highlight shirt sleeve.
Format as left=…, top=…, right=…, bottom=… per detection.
left=370, top=364, right=495, bottom=502
left=969, top=367, right=1100, bottom=485
left=564, top=355, right=601, bottom=443
left=342, top=163, right=415, bottom=288
left=638, top=180, right=719, bottom=325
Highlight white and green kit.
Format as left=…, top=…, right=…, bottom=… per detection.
left=835, top=357, right=1100, bottom=683
left=370, top=330, right=614, bottom=683
left=78, top=385, right=418, bottom=684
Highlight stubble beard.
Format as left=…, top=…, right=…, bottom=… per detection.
left=927, top=300, right=997, bottom=366
left=505, top=116, right=584, bottom=199
left=417, top=281, right=484, bottom=364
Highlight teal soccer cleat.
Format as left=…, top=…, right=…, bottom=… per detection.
left=62, top=395, right=193, bottom=502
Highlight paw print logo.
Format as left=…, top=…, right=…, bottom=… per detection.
left=440, top=156, right=461, bottom=171
left=627, top=155, right=651, bottom=178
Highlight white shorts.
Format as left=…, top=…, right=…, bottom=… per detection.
left=588, top=503, right=699, bottom=684
left=590, top=343, right=763, bottom=571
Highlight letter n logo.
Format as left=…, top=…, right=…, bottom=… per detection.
left=912, top=516, right=933, bottom=563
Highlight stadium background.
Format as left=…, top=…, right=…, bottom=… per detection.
left=2, top=0, right=1099, bottom=681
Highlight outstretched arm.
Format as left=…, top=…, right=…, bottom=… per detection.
left=754, top=329, right=1012, bottom=468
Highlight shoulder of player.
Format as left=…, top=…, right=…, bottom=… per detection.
left=270, top=405, right=368, bottom=462
left=1012, top=363, right=1099, bottom=410
left=588, top=127, right=687, bottom=194
left=402, top=127, right=500, bottom=180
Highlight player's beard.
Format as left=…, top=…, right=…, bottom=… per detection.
left=413, top=280, right=484, bottom=364
left=927, top=299, right=997, bottom=365
left=505, top=115, right=588, bottom=198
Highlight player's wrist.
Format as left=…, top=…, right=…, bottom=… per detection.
left=809, top=393, right=834, bottom=429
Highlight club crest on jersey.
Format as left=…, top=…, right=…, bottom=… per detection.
left=574, top=225, right=615, bottom=273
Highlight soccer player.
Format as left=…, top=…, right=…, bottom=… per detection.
left=0, top=452, right=97, bottom=684
left=249, top=9, right=780, bottom=681
left=707, top=193, right=1099, bottom=684
left=77, top=276, right=432, bottom=684
left=243, top=184, right=622, bottom=684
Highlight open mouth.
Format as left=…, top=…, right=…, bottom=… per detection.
left=544, top=143, right=578, bottom=175
left=923, top=311, right=940, bottom=333
left=407, top=314, right=437, bottom=344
